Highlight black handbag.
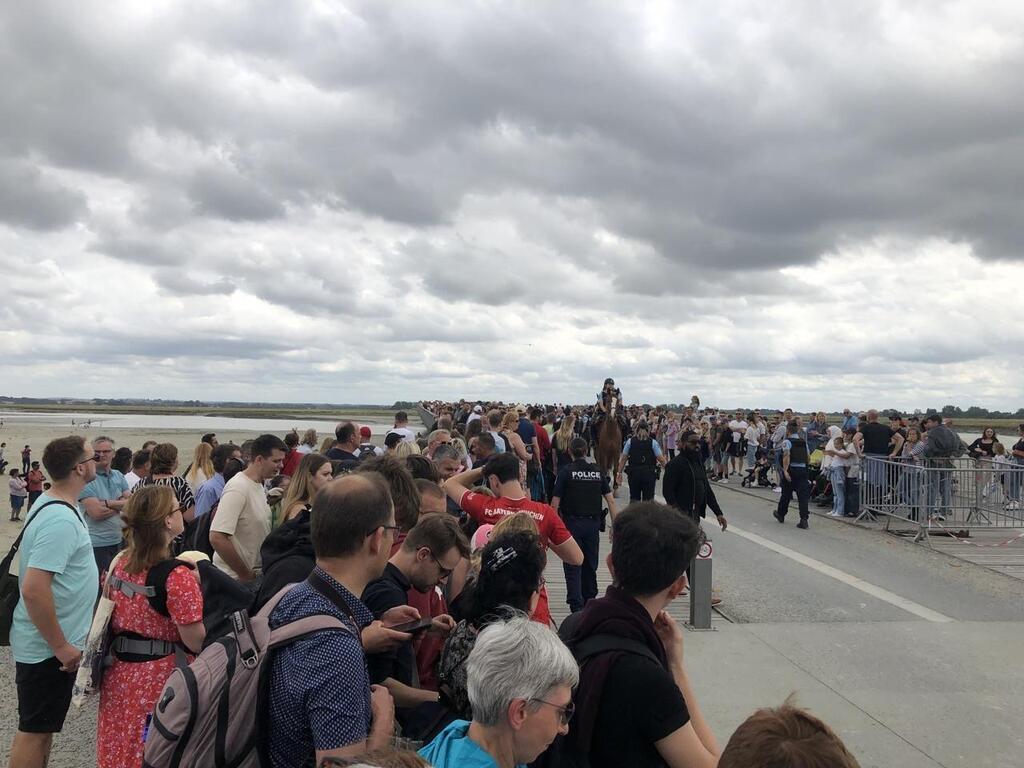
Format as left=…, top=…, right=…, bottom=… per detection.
left=0, top=500, right=78, bottom=646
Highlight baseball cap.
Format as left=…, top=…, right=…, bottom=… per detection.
left=473, top=405, right=483, bottom=413
left=359, top=426, right=372, bottom=439
left=384, top=432, right=404, bottom=448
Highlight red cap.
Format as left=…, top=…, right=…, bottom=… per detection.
left=359, top=426, right=372, bottom=438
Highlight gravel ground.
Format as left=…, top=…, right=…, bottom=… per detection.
left=0, top=648, right=98, bottom=766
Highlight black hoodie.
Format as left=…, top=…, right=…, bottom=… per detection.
left=253, top=506, right=315, bottom=612
left=663, top=448, right=723, bottom=520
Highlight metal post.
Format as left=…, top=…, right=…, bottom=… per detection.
left=688, top=555, right=714, bottom=630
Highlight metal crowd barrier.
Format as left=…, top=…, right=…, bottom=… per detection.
left=859, top=455, right=1024, bottom=543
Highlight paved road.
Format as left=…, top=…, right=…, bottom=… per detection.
left=546, top=473, right=1024, bottom=767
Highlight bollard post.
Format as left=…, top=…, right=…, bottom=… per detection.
left=687, top=546, right=714, bottom=631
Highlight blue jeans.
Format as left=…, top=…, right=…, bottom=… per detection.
left=829, top=467, right=846, bottom=516
left=927, top=470, right=952, bottom=516
left=562, top=516, right=601, bottom=612
left=746, top=444, right=758, bottom=469
left=864, top=454, right=887, bottom=489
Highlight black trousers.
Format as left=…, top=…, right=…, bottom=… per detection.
left=627, top=468, right=657, bottom=501
left=562, top=515, right=601, bottom=613
left=777, top=466, right=811, bottom=521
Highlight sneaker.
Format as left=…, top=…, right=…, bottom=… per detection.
left=773, top=487, right=782, bottom=493
left=719, top=477, right=728, bottom=484
left=773, top=510, right=785, bottom=524
left=932, top=513, right=946, bottom=522
left=711, top=596, right=722, bottom=606
left=796, top=519, right=809, bottom=529
left=828, top=511, right=841, bottom=517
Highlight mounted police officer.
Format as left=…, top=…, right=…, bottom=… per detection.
left=593, top=377, right=629, bottom=441
left=552, top=437, right=617, bottom=613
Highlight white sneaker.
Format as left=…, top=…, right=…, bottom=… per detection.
left=773, top=487, right=782, bottom=493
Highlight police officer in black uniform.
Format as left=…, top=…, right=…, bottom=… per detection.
left=774, top=419, right=812, bottom=528
left=615, top=421, right=667, bottom=502
left=552, top=437, right=617, bottom=613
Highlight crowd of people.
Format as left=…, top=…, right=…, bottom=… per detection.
left=17, top=396, right=1021, bottom=768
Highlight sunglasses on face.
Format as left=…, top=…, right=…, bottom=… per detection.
left=77, top=454, right=101, bottom=465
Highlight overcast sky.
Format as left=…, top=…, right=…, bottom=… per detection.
left=1, top=1, right=1022, bottom=411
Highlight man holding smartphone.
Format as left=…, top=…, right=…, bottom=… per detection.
left=361, top=513, right=469, bottom=723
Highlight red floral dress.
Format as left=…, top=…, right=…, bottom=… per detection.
left=97, top=562, right=203, bottom=768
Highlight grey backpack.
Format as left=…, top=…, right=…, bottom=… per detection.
left=142, top=579, right=352, bottom=768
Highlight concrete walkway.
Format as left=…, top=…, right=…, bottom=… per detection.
left=545, top=475, right=1024, bottom=767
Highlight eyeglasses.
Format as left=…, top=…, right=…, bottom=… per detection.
left=530, top=698, right=575, bottom=725
left=77, top=454, right=100, bottom=465
left=368, top=524, right=401, bottom=538
left=426, top=549, right=453, bottom=579
left=167, top=506, right=184, bottom=518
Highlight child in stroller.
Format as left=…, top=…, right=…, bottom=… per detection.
left=741, top=447, right=777, bottom=489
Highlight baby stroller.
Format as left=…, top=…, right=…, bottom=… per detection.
left=741, top=448, right=776, bottom=489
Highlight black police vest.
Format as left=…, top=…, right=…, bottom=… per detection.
left=560, top=459, right=604, bottom=518
left=788, top=437, right=809, bottom=465
left=628, top=438, right=656, bottom=470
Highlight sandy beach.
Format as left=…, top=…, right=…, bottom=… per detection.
left=0, top=410, right=423, bottom=549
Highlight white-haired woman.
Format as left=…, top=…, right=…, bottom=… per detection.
left=420, top=615, right=579, bottom=768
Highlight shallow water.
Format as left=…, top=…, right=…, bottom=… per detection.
left=0, top=410, right=395, bottom=434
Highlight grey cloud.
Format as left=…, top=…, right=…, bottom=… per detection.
left=153, top=270, right=236, bottom=297
left=0, top=159, right=86, bottom=230
left=89, top=235, right=183, bottom=267
left=188, top=167, right=286, bottom=222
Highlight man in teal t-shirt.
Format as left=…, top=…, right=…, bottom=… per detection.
left=9, top=436, right=100, bottom=768
left=78, top=435, right=131, bottom=574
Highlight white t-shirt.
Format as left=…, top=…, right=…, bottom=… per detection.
left=124, top=471, right=142, bottom=490
left=729, top=420, right=748, bottom=443
left=211, top=473, right=271, bottom=579
left=744, top=425, right=759, bottom=444
left=387, top=426, right=416, bottom=443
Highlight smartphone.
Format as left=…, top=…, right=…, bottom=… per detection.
left=388, top=618, right=434, bottom=635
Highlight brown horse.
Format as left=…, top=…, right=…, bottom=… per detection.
left=596, top=396, right=622, bottom=488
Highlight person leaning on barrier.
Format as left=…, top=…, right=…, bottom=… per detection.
left=718, top=697, right=860, bottom=768
left=419, top=615, right=579, bottom=768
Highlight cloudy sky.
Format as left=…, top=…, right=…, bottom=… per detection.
left=1, top=1, right=1022, bottom=411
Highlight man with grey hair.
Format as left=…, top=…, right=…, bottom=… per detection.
left=419, top=615, right=578, bottom=767
left=78, top=435, right=131, bottom=574
left=424, top=429, right=452, bottom=460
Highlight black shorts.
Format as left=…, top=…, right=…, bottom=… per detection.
left=16, top=656, right=76, bottom=733
left=728, top=442, right=745, bottom=457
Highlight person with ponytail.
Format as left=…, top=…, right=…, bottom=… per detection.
left=97, top=484, right=205, bottom=768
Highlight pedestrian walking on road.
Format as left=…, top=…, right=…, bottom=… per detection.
left=774, top=420, right=812, bottom=528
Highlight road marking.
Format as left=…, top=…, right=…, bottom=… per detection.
left=727, top=523, right=955, bottom=623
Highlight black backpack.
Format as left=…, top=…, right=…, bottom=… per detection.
left=537, top=628, right=661, bottom=768
left=141, top=558, right=256, bottom=647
